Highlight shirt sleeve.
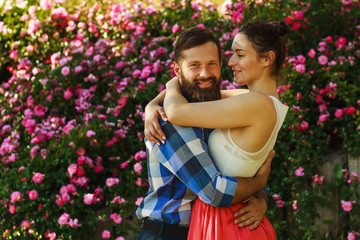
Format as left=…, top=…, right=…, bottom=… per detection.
left=151, top=121, right=237, bottom=208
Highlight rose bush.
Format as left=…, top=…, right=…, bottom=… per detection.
left=0, top=0, right=359, bottom=239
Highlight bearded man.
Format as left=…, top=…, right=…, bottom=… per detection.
left=135, top=27, right=273, bottom=240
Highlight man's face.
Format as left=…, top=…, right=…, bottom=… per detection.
left=174, top=41, right=222, bottom=102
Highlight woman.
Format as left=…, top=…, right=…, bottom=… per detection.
left=146, top=21, right=289, bottom=239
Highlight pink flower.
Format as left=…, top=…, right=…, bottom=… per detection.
left=62, top=193, right=70, bottom=202
left=32, top=172, right=44, bottom=183
left=116, top=237, right=125, bottom=240
left=294, top=10, right=303, bottom=20
left=74, top=65, right=83, bottom=74
left=134, top=151, right=146, bottom=161
left=9, top=50, right=18, bottom=60
left=318, top=55, right=328, bottom=65
left=134, top=162, right=142, bottom=174
left=40, top=0, right=52, bottom=10
left=64, top=89, right=72, bottom=99
left=136, top=178, right=142, bottom=186
left=28, top=190, right=38, bottom=200
left=196, top=23, right=205, bottom=29
left=292, top=22, right=300, bottom=30
left=308, top=48, right=316, bottom=58
left=312, top=174, right=324, bottom=185
left=295, top=167, right=304, bottom=177
left=135, top=197, right=144, bottom=206
left=94, top=165, right=104, bottom=173
left=84, top=193, right=94, bottom=205
left=334, top=109, right=344, bottom=118
left=110, top=213, right=123, bottom=224
left=292, top=200, right=298, bottom=210
left=172, top=24, right=180, bottom=34
left=61, top=66, right=70, bottom=76
left=341, top=200, right=355, bottom=212
left=9, top=205, right=17, bottom=214
left=34, top=105, right=46, bottom=117
left=67, top=184, right=77, bottom=194
left=347, top=107, right=356, bottom=115
left=337, top=37, right=347, bottom=47
left=112, top=196, right=125, bottom=205
left=102, top=230, right=111, bottom=239
left=295, top=64, right=305, bottom=73
left=58, top=213, right=70, bottom=226
left=10, top=191, right=21, bottom=203
left=106, top=178, right=120, bottom=187
left=347, top=231, right=360, bottom=240
left=68, top=164, right=77, bottom=175
left=86, top=130, right=96, bottom=137
left=27, top=19, right=40, bottom=35
left=319, top=114, right=329, bottom=122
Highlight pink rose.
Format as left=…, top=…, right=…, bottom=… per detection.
left=102, top=230, right=111, bottom=239
left=341, top=200, right=354, bottom=212
left=58, top=213, right=70, bottom=226
left=67, top=184, right=77, bottom=194
left=135, top=197, right=144, bottom=206
left=295, top=167, right=304, bottom=177
left=32, top=172, right=45, bottom=183
left=62, top=193, right=70, bottom=202
left=106, top=178, right=120, bottom=187
left=172, top=24, right=180, bottom=34
left=86, top=130, right=96, bottom=137
left=319, top=114, right=329, bottom=122
left=308, top=48, right=316, bottom=58
left=64, top=89, right=72, bottom=99
left=134, top=162, right=142, bottom=174
left=28, top=190, right=38, bottom=200
left=334, top=109, right=344, bottom=118
left=10, top=191, right=21, bottom=203
left=347, top=107, right=356, bottom=115
left=84, top=193, right=94, bottom=205
left=67, top=164, right=77, bottom=175
left=134, top=151, right=146, bottom=161
left=292, top=22, right=300, bottom=30
left=295, top=64, right=305, bottom=73
left=9, top=205, right=17, bottom=214
left=318, top=55, right=328, bottom=65
left=110, top=213, right=123, bottom=224
left=61, top=66, right=70, bottom=76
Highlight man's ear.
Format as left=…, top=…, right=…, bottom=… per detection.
left=173, top=61, right=182, bottom=77
left=264, top=51, right=275, bottom=67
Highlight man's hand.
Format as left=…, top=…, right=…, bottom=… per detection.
left=233, top=190, right=268, bottom=230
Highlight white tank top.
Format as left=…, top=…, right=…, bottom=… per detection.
left=208, top=96, right=288, bottom=177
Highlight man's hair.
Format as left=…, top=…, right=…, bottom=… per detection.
left=173, top=27, right=222, bottom=64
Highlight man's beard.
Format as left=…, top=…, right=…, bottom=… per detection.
left=179, top=73, right=222, bottom=103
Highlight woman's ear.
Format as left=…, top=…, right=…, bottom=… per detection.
left=264, top=51, right=275, bottom=67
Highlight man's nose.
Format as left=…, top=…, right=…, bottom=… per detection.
left=199, top=66, right=211, bottom=78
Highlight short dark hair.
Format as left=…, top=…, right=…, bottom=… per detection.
left=173, top=27, right=222, bottom=64
left=239, top=21, right=289, bottom=77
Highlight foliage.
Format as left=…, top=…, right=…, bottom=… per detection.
left=0, top=0, right=359, bottom=239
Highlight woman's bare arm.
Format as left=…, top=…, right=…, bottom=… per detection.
left=164, top=78, right=274, bottom=129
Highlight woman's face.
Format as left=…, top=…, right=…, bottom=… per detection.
left=228, top=33, right=266, bottom=85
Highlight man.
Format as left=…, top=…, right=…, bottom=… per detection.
left=136, top=27, right=273, bottom=240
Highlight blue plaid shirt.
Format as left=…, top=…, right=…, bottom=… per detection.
left=136, top=121, right=237, bottom=226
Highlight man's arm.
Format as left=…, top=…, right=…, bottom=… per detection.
left=231, top=150, right=274, bottom=204
left=152, top=122, right=272, bottom=208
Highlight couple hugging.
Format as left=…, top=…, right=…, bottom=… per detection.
left=136, top=21, right=289, bottom=240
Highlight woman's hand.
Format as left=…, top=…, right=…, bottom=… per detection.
left=144, top=103, right=167, bottom=145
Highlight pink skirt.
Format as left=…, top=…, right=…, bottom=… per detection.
left=188, top=198, right=276, bottom=240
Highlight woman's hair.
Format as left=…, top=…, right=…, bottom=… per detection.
left=173, top=27, right=222, bottom=64
left=238, top=21, right=290, bottom=77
